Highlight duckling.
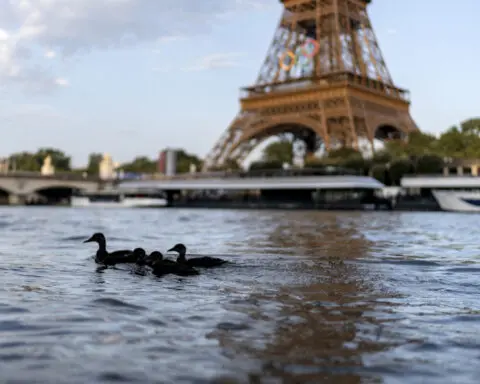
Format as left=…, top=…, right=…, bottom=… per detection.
left=167, top=243, right=228, bottom=268
left=83, top=232, right=136, bottom=265
left=150, top=250, right=200, bottom=277
left=149, top=251, right=176, bottom=266
left=134, top=248, right=154, bottom=266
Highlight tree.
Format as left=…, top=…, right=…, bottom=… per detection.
left=436, top=126, right=471, bottom=158
left=8, top=148, right=71, bottom=172
left=35, top=148, right=71, bottom=171
left=176, top=150, right=203, bottom=173
left=372, top=150, right=392, bottom=164
left=371, top=164, right=388, bottom=184
left=86, top=153, right=103, bottom=175
left=343, top=156, right=370, bottom=175
left=389, top=159, right=414, bottom=185
left=262, top=141, right=293, bottom=164
left=415, top=155, right=444, bottom=174
left=406, top=132, right=438, bottom=155
left=8, top=152, right=39, bottom=171
left=383, top=139, right=408, bottom=158
left=327, top=147, right=362, bottom=160
left=120, top=156, right=157, bottom=173
left=460, top=117, right=480, bottom=136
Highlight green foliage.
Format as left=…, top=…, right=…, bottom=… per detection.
left=327, top=147, right=362, bottom=159
left=249, top=160, right=284, bottom=170
left=304, top=157, right=339, bottom=168
left=262, top=141, right=293, bottom=164
left=9, top=148, right=71, bottom=172
left=175, top=150, right=203, bottom=173
left=120, top=156, right=157, bottom=173
left=389, top=159, right=414, bottom=185
left=460, top=117, right=480, bottom=135
left=86, top=153, right=103, bottom=175
left=117, top=150, right=203, bottom=174
left=415, top=154, right=444, bottom=174
left=372, top=150, right=392, bottom=164
left=371, top=164, right=387, bottom=184
left=209, top=159, right=241, bottom=172
left=342, top=156, right=370, bottom=175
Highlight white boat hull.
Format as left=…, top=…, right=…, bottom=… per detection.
left=71, top=196, right=167, bottom=208
left=432, top=190, right=480, bottom=212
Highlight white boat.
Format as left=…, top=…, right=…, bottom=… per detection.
left=71, top=189, right=167, bottom=208
left=431, top=190, right=480, bottom=212
left=401, top=176, right=480, bottom=212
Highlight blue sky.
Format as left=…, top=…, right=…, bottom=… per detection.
left=0, top=0, right=478, bottom=167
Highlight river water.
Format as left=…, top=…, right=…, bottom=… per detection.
left=0, top=207, right=479, bottom=383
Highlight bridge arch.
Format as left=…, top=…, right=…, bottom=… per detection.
left=28, top=185, right=86, bottom=205
left=22, top=180, right=97, bottom=196
left=0, top=187, right=10, bottom=205
left=30, top=184, right=87, bottom=195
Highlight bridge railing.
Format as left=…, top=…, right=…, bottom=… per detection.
left=120, top=167, right=361, bottom=181
left=0, top=171, right=100, bottom=181
left=0, top=166, right=362, bottom=183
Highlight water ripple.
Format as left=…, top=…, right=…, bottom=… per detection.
left=0, top=208, right=478, bottom=383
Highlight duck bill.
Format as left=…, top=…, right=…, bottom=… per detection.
left=83, top=236, right=94, bottom=243
left=167, top=247, right=175, bottom=252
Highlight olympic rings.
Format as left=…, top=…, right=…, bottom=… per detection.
left=278, top=38, right=319, bottom=71
left=279, top=51, right=296, bottom=71
left=300, top=38, right=319, bottom=58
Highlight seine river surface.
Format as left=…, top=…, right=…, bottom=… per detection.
left=0, top=207, right=479, bottom=383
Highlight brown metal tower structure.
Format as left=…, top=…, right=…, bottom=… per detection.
left=203, top=0, right=418, bottom=170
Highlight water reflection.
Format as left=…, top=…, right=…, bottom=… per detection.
left=211, top=212, right=399, bottom=382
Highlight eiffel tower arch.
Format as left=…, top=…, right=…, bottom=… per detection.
left=203, top=0, right=419, bottom=170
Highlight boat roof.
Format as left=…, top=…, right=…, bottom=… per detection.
left=401, top=175, right=480, bottom=188
left=117, top=175, right=384, bottom=190
left=76, top=188, right=162, bottom=195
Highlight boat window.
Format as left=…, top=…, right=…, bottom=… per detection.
left=89, top=194, right=121, bottom=202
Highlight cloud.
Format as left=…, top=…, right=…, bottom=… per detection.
left=44, top=50, right=56, bottom=59
left=183, top=52, right=245, bottom=71
left=0, top=0, right=270, bottom=92
left=54, top=78, right=69, bottom=87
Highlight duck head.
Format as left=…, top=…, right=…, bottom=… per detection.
left=149, top=251, right=163, bottom=261
left=167, top=243, right=186, bottom=256
left=84, top=233, right=106, bottom=244
left=133, top=248, right=146, bottom=259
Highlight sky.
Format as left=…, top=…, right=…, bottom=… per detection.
left=0, top=0, right=479, bottom=168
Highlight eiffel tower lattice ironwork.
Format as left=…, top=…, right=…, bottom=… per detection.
left=203, top=0, right=419, bottom=170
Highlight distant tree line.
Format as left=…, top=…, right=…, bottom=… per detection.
left=3, top=148, right=203, bottom=176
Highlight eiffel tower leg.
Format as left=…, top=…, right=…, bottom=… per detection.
left=346, top=97, right=359, bottom=150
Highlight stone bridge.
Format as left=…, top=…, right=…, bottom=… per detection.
left=0, top=173, right=101, bottom=204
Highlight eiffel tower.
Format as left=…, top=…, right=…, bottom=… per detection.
left=203, top=0, right=419, bottom=170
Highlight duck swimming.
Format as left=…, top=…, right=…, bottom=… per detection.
left=83, top=232, right=137, bottom=265
left=134, top=248, right=155, bottom=266
left=167, top=243, right=227, bottom=268
left=149, top=250, right=200, bottom=277
left=134, top=248, right=198, bottom=276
